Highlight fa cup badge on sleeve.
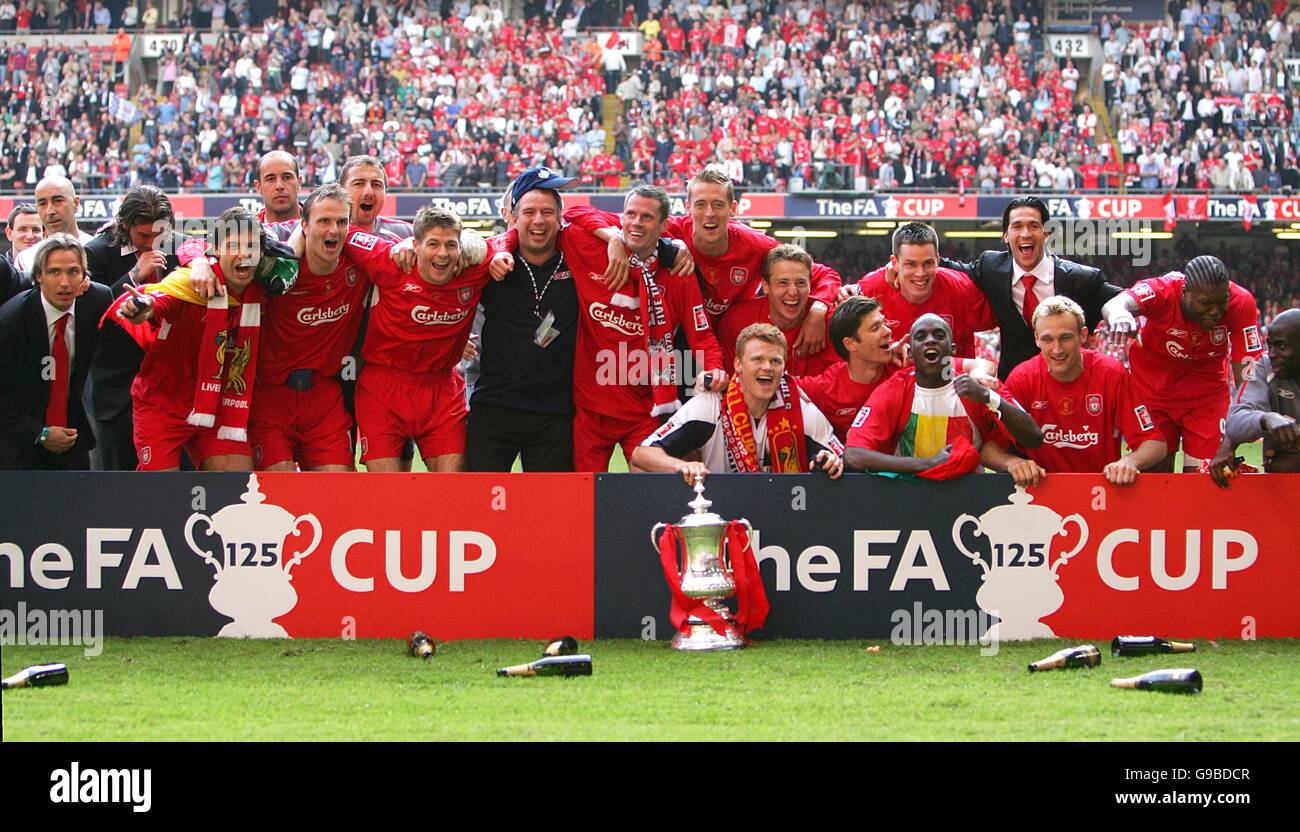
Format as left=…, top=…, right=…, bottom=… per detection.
left=650, top=476, right=769, bottom=651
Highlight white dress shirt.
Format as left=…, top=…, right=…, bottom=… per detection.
left=39, top=292, right=75, bottom=367
left=1011, top=254, right=1057, bottom=312
left=16, top=229, right=96, bottom=273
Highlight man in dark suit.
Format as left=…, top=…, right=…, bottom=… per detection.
left=941, top=196, right=1122, bottom=379
left=85, top=185, right=186, bottom=470
left=0, top=234, right=113, bottom=470
left=0, top=252, right=29, bottom=305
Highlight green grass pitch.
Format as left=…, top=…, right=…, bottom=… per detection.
left=4, top=638, right=1297, bottom=741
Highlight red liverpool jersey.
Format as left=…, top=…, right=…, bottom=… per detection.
left=549, top=219, right=725, bottom=420
left=131, top=294, right=244, bottom=415
left=665, top=215, right=843, bottom=319
left=344, top=228, right=495, bottom=376
left=1125, top=274, right=1262, bottom=407
left=257, top=253, right=368, bottom=385
left=845, top=370, right=1009, bottom=455
left=855, top=266, right=996, bottom=358
left=1003, top=350, right=1164, bottom=472
left=717, top=294, right=840, bottom=377
left=797, top=361, right=899, bottom=439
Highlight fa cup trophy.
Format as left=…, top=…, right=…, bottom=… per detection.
left=650, top=475, right=768, bottom=651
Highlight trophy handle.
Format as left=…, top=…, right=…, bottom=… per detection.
left=650, top=522, right=668, bottom=553
left=1051, top=514, right=1089, bottom=577
left=725, top=518, right=753, bottom=572
left=284, top=513, right=322, bottom=578
left=951, top=514, right=989, bottom=577
left=184, top=514, right=222, bottom=576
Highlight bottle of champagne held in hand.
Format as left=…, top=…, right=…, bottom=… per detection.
left=1028, top=644, right=1101, bottom=672
left=1111, top=636, right=1196, bottom=656
left=1110, top=668, right=1203, bottom=694
left=497, top=655, right=593, bottom=677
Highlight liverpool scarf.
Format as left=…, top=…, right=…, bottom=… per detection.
left=612, top=251, right=680, bottom=416
left=719, top=374, right=807, bottom=473
left=104, top=265, right=264, bottom=442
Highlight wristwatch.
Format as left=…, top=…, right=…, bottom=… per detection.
left=36, top=426, right=50, bottom=445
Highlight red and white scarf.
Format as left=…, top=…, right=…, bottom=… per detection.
left=612, top=251, right=680, bottom=416
left=104, top=264, right=264, bottom=442
left=719, top=375, right=807, bottom=473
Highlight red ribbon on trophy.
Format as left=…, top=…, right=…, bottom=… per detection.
left=655, top=520, right=769, bottom=640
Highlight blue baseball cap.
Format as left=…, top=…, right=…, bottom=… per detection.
left=509, top=166, right=578, bottom=210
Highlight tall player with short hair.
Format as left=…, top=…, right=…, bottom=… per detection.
left=989, top=295, right=1167, bottom=484
left=253, top=150, right=303, bottom=224
left=1102, top=255, right=1262, bottom=472
left=840, top=221, right=997, bottom=359
left=602, top=169, right=843, bottom=356
left=249, top=184, right=369, bottom=471
left=339, top=155, right=413, bottom=242
left=343, top=206, right=499, bottom=472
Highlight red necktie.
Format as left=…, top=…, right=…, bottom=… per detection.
left=1020, top=274, right=1038, bottom=328
left=45, top=313, right=70, bottom=429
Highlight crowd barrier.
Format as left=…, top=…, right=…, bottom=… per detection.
left=0, top=472, right=1294, bottom=641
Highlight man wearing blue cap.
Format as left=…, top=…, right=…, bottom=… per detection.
left=466, top=168, right=583, bottom=471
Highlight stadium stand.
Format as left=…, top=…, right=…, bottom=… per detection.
left=0, top=0, right=1293, bottom=195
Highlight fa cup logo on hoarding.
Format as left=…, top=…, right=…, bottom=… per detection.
left=184, top=474, right=321, bottom=638
left=952, top=487, right=1088, bottom=641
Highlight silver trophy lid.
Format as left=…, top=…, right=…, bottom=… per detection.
left=677, top=475, right=727, bottom=528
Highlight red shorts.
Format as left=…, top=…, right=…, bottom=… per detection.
left=573, top=408, right=664, bottom=472
left=1148, top=392, right=1228, bottom=461
left=249, top=379, right=355, bottom=470
left=356, top=365, right=468, bottom=462
left=134, top=405, right=250, bottom=471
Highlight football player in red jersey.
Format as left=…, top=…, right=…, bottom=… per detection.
left=717, top=245, right=840, bottom=377
left=599, top=169, right=842, bottom=355
left=845, top=315, right=1043, bottom=483
left=108, top=208, right=269, bottom=471
left=992, top=296, right=1166, bottom=484
left=343, top=207, right=498, bottom=472
left=250, top=184, right=369, bottom=471
left=1102, top=255, right=1262, bottom=472
left=798, top=295, right=899, bottom=439
left=800, top=295, right=999, bottom=440
left=839, top=221, right=997, bottom=359
left=493, top=185, right=728, bottom=472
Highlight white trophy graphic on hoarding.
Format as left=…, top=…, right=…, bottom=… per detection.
left=184, top=474, right=321, bottom=638
left=952, top=487, right=1088, bottom=641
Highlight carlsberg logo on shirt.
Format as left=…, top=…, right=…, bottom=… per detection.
left=296, top=304, right=351, bottom=326
left=1042, top=424, right=1099, bottom=449
left=589, top=302, right=643, bottom=336
left=410, top=306, right=471, bottom=325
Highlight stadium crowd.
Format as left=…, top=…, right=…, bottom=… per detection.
left=0, top=0, right=1296, bottom=194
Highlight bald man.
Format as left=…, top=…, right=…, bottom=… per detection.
left=1210, top=308, right=1300, bottom=485
left=252, top=151, right=303, bottom=223
left=18, top=176, right=95, bottom=272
